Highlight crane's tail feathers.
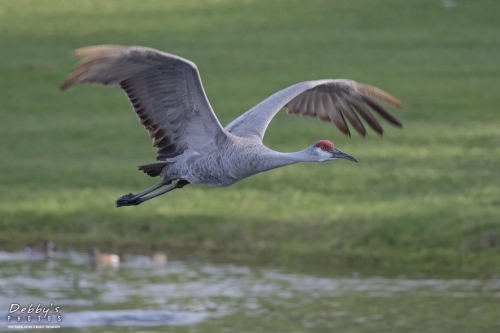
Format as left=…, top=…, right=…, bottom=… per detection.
left=138, top=162, right=170, bottom=177
left=356, top=83, right=403, bottom=109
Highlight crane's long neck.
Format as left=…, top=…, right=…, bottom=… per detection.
left=258, top=147, right=315, bottom=173
left=222, top=143, right=318, bottom=183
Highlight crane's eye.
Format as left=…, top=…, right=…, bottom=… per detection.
left=321, top=145, right=327, bottom=151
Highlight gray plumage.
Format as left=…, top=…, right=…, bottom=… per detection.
left=61, top=45, right=403, bottom=207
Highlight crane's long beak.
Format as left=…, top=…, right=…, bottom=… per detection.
left=330, top=148, right=358, bottom=163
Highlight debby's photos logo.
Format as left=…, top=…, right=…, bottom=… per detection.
left=6, top=303, right=62, bottom=329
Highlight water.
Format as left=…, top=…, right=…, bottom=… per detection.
left=1, top=250, right=499, bottom=332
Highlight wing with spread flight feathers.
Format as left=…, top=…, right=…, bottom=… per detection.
left=61, top=45, right=227, bottom=161
left=225, top=79, right=403, bottom=139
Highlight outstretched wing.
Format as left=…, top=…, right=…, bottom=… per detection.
left=225, top=79, right=403, bottom=140
left=61, top=45, right=227, bottom=161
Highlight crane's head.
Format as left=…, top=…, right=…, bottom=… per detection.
left=312, top=140, right=358, bottom=163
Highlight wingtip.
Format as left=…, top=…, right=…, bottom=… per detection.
left=389, top=117, right=404, bottom=129
left=392, top=100, right=404, bottom=109
left=60, top=48, right=122, bottom=91
left=357, top=83, right=403, bottom=109
left=72, top=45, right=127, bottom=59
left=59, top=75, right=76, bottom=91
left=59, top=79, right=71, bottom=91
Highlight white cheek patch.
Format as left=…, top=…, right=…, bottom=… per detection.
left=317, top=151, right=333, bottom=162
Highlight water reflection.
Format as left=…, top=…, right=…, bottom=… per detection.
left=0, top=250, right=499, bottom=330
left=63, top=310, right=207, bottom=328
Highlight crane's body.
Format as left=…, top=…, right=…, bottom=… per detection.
left=61, top=45, right=403, bottom=207
left=159, top=135, right=277, bottom=187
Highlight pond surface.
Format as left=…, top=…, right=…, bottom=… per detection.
left=0, top=250, right=499, bottom=332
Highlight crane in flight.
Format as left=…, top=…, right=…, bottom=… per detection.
left=60, top=45, right=403, bottom=207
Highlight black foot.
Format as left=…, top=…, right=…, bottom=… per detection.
left=177, top=179, right=190, bottom=188
left=116, top=193, right=141, bottom=207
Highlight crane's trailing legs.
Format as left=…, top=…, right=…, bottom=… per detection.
left=116, top=179, right=190, bottom=207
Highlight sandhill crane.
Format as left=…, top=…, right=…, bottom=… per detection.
left=61, top=45, right=403, bottom=207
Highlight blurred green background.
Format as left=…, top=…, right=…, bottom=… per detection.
left=0, top=0, right=499, bottom=273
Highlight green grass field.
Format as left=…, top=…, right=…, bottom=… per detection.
left=1, top=0, right=499, bottom=273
